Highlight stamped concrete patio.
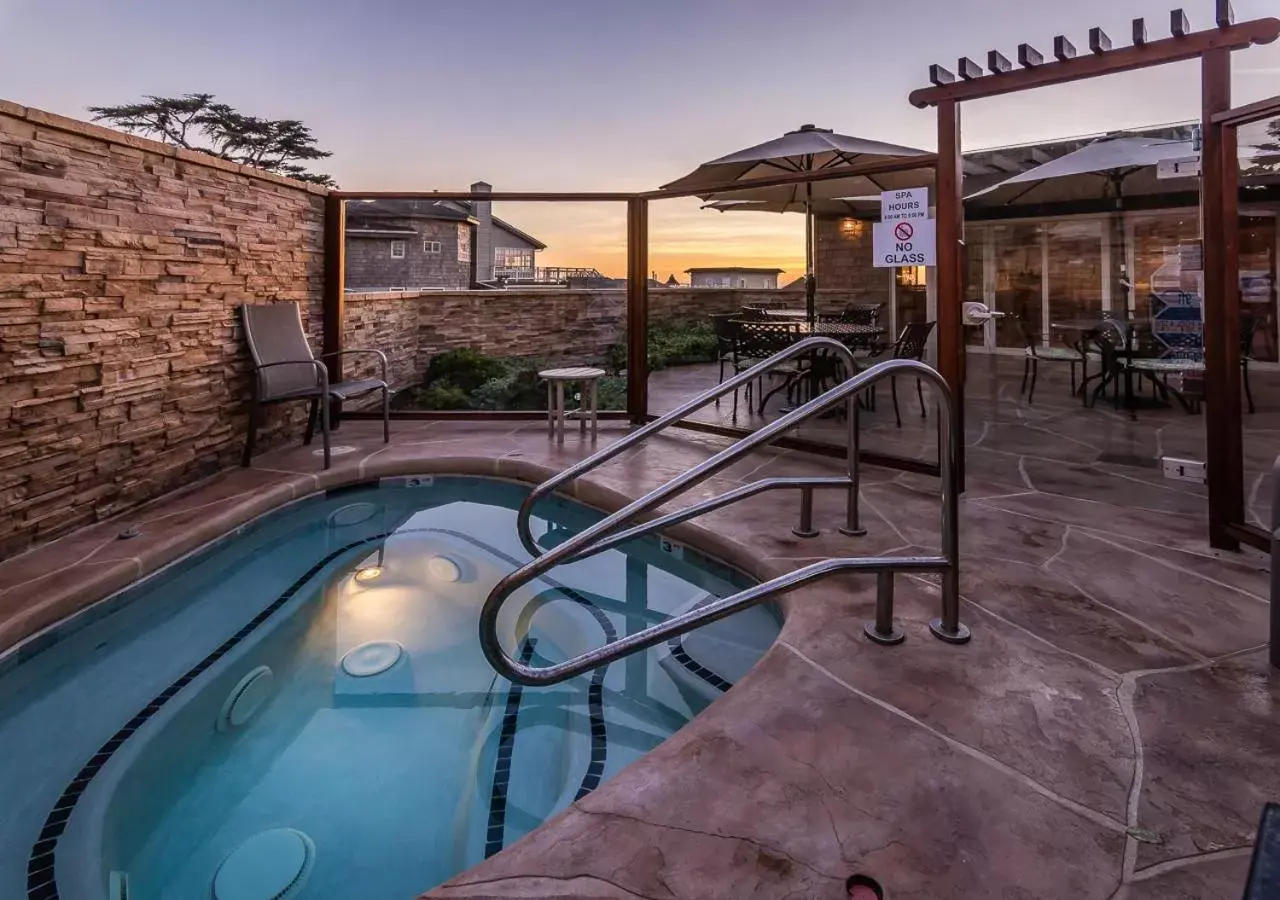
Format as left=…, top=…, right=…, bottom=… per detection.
left=0, top=417, right=1274, bottom=899
left=650, top=353, right=1280, bottom=527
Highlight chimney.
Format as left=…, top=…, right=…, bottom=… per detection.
left=471, top=181, right=493, bottom=283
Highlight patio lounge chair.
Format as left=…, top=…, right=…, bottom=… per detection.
left=240, top=303, right=390, bottom=469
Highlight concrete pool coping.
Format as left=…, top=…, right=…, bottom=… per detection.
left=1, top=419, right=1275, bottom=899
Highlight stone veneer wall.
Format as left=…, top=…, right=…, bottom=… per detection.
left=340, top=286, right=874, bottom=395
left=0, top=100, right=326, bottom=556
left=814, top=215, right=892, bottom=302
left=342, top=292, right=424, bottom=390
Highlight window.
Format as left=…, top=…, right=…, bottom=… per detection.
left=390, top=240, right=406, bottom=259
left=389, top=286, right=407, bottom=292
left=494, top=247, right=534, bottom=272
left=423, top=240, right=441, bottom=254
left=457, top=223, right=471, bottom=262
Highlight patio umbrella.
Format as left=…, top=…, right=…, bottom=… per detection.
left=966, top=137, right=1198, bottom=313
left=662, top=124, right=932, bottom=322
left=702, top=196, right=880, bottom=216
left=965, top=137, right=1197, bottom=207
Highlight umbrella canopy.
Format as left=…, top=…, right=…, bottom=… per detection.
left=702, top=196, right=880, bottom=216
left=666, top=125, right=931, bottom=322
left=663, top=124, right=933, bottom=203
left=966, top=137, right=1198, bottom=208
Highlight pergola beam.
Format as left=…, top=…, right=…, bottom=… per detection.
left=910, top=17, right=1280, bottom=107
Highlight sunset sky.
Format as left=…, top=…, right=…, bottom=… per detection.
left=0, top=0, right=1277, bottom=279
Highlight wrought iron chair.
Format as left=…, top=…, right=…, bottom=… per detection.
left=709, top=312, right=740, bottom=408
left=1085, top=322, right=1129, bottom=412
left=865, top=321, right=936, bottom=427
left=240, top=303, right=390, bottom=469
left=837, top=303, right=883, bottom=327
left=1242, top=316, right=1260, bottom=414
left=1018, top=316, right=1087, bottom=405
left=732, top=319, right=802, bottom=417
left=709, top=313, right=738, bottom=384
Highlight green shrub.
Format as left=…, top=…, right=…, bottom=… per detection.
left=424, top=347, right=507, bottom=394
left=602, top=322, right=719, bottom=375
left=401, top=340, right=679, bottom=412
left=471, top=363, right=545, bottom=410
left=398, top=383, right=472, bottom=410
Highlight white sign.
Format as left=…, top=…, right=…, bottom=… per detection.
left=881, top=187, right=928, bottom=221
left=1157, top=155, right=1201, bottom=179
left=872, top=217, right=936, bottom=267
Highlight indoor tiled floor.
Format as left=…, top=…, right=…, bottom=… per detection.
left=0, top=416, right=1275, bottom=899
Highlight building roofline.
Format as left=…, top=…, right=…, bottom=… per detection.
left=685, top=266, right=785, bottom=274
left=491, top=216, right=547, bottom=250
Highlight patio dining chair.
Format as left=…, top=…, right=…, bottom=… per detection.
left=732, top=319, right=802, bottom=417
left=240, top=303, right=390, bottom=470
left=864, top=321, right=936, bottom=427
left=1084, top=322, right=1130, bottom=412
left=837, top=303, right=883, bottom=327
left=1018, top=316, right=1087, bottom=405
left=1242, top=316, right=1260, bottom=414
left=708, top=312, right=739, bottom=406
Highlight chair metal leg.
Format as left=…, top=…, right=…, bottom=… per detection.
left=1020, top=357, right=1030, bottom=395
left=589, top=378, right=599, bottom=442
left=916, top=377, right=926, bottom=418
left=320, top=391, right=331, bottom=469
left=303, top=398, right=317, bottom=446
left=242, top=396, right=259, bottom=467
left=546, top=382, right=555, bottom=438
left=1027, top=359, right=1038, bottom=405
left=891, top=376, right=901, bottom=428
left=1244, top=360, right=1256, bottom=414
left=555, top=381, right=565, bottom=444
left=382, top=387, right=391, bottom=443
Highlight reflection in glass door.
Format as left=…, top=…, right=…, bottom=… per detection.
left=991, top=222, right=1043, bottom=347
left=1044, top=219, right=1104, bottom=327
left=1240, top=214, right=1277, bottom=362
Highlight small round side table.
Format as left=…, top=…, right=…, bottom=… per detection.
left=538, top=367, right=605, bottom=443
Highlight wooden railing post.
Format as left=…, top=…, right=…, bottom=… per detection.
left=1201, top=47, right=1242, bottom=550
left=626, top=198, right=650, bottom=425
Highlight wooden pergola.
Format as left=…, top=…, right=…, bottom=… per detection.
left=322, top=1, right=1280, bottom=550
left=909, top=1, right=1279, bottom=550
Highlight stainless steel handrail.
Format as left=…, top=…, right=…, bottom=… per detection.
left=480, top=358, right=968, bottom=687
left=516, top=336, right=865, bottom=556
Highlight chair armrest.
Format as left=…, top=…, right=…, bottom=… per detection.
left=248, top=359, right=328, bottom=397
left=318, top=348, right=388, bottom=381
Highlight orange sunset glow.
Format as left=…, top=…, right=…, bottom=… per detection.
left=501, top=198, right=807, bottom=282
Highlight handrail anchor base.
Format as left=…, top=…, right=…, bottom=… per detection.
left=929, top=619, right=972, bottom=644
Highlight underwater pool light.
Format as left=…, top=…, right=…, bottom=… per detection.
left=353, top=566, right=383, bottom=584
left=426, top=555, right=462, bottom=583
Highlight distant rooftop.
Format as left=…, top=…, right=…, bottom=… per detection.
left=346, top=197, right=546, bottom=250
left=685, top=266, right=785, bottom=274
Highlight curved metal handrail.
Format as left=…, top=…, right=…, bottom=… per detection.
left=481, top=358, right=965, bottom=687
left=516, top=335, right=860, bottom=557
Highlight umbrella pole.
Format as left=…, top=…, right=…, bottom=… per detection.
left=1111, top=175, right=1131, bottom=318
left=805, top=184, right=816, bottom=325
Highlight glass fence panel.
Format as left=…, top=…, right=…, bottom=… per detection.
left=1237, top=111, right=1280, bottom=532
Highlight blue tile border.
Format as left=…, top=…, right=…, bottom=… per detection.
left=25, top=530, right=389, bottom=900
left=24, top=493, right=754, bottom=895
left=484, top=638, right=538, bottom=859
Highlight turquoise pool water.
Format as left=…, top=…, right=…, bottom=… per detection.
left=1, top=477, right=779, bottom=900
